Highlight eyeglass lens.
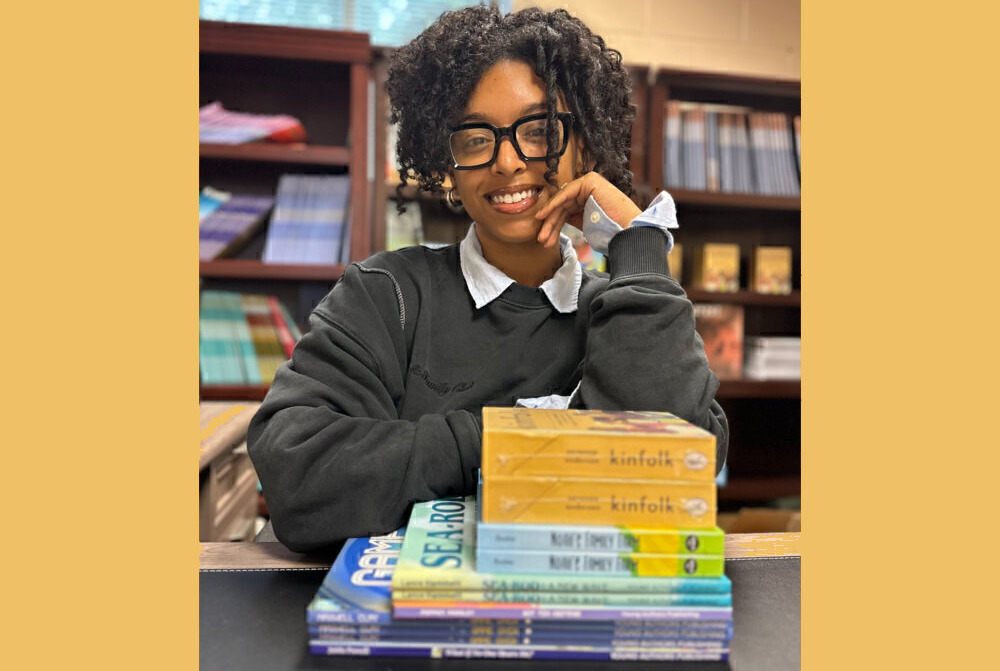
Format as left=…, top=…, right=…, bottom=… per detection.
left=450, top=116, right=565, bottom=168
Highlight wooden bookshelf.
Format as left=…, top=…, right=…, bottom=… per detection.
left=199, top=142, right=351, bottom=166
left=717, top=380, right=799, bottom=399
left=641, top=68, right=801, bottom=506
left=199, top=260, right=346, bottom=282
left=684, top=289, right=800, bottom=307
left=199, top=21, right=374, bottom=399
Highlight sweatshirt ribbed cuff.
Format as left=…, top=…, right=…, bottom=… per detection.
left=607, top=225, right=671, bottom=280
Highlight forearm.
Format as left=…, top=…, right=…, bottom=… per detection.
left=573, top=225, right=729, bottom=468
left=247, top=286, right=482, bottom=551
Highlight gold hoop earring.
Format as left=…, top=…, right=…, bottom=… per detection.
left=445, top=188, right=464, bottom=213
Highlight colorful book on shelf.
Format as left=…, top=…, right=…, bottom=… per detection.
left=199, top=186, right=229, bottom=220
left=749, top=245, right=793, bottom=294
left=680, top=105, right=706, bottom=191
left=199, top=101, right=306, bottom=144
left=481, top=408, right=716, bottom=481
left=262, top=174, right=350, bottom=265
left=793, top=115, right=801, bottom=177
left=267, top=295, right=299, bottom=359
left=717, top=113, right=735, bottom=193
left=692, top=303, right=744, bottom=381
left=198, top=191, right=275, bottom=261
left=691, top=243, right=740, bottom=293
left=309, top=640, right=727, bottom=661
left=731, top=112, right=753, bottom=194
left=704, top=110, right=720, bottom=192
left=663, top=101, right=683, bottom=189
left=240, top=293, right=287, bottom=384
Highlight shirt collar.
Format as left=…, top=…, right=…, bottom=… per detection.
left=459, top=223, right=582, bottom=313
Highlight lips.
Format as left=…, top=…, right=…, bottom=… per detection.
left=484, top=186, right=544, bottom=214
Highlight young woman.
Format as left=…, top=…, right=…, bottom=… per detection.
left=248, top=6, right=728, bottom=551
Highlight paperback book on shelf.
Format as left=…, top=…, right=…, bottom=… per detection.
left=691, top=243, right=740, bottom=293
left=749, top=245, right=793, bottom=294
left=199, top=101, right=306, bottom=144
left=199, top=291, right=300, bottom=386
left=743, top=336, right=801, bottom=381
left=198, top=190, right=275, bottom=261
left=262, top=174, right=351, bottom=265
left=692, top=303, right=744, bottom=380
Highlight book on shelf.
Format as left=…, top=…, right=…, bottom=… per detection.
left=199, top=101, right=306, bottom=145
left=793, top=115, right=802, bottom=177
left=717, top=113, right=735, bottom=194
left=680, top=106, right=706, bottom=191
left=199, top=186, right=229, bottom=220
left=743, top=336, right=801, bottom=381
left=691, top=243, right=740, bottom=293
left=704, top=110, right=720, bottom=192
left=692, top=303, right=744, bottom=380
left=473, top=549, right=725, bottom=579
left=749, top=245, right=793, bottom=294
left=731, top=111, right=753, bottom=194
left=199, top=291, right=300, bottom=386
left=262, top=174, right=351, bottom=265
left=385, top=196, right=425, bottom=251
left=662, top=101, right=682, bottom=189
left=198, top=189, right=275, bottom=261
left=666, top=242, right=682, bottom=283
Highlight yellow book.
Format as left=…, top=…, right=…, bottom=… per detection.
left=750, top=245, right=793, bottom=294
left=667, top=242, right=683, bottom=283
left=482, top=408, right=715, bottom=481
left=480, top=475, right=717, bottom=527
left=691, top=243, right=740, bottom=292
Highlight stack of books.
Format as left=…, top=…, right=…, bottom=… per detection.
left=262, top=174, right=351, bottom=265
left=198, top=188, right=275, bottom=261
left=198, top=291, right=301, bottom=386
left=199, top=101, right=306, bottom=144
left=663, top=100, right=800, bottom=197
left=306, top=409, right=731, bottom=661
left=743, top=336, right=801, bottom=380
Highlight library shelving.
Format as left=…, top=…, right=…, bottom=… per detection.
left=644, top=68, right=801, bottom=506
left=199, top=20, right=374, bottom=401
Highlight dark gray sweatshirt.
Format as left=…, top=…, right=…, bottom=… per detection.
left=247, top=225, right=727, bottom=551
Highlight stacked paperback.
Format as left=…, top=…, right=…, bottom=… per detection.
left=262, top=174, right=352, bottom=265
left=198, top=187, right=274, bottom=261
left=199, top=101, right=306, bottom=144
left=199, top=291, right=301, bottom=386
left=743, top=336, right=801, bottom=380
left=307, top=408, right=731, bottom=661
left=663, top=100, right=800, bottom=197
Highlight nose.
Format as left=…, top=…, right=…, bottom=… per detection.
left=490, top=136, right=526, bottom=176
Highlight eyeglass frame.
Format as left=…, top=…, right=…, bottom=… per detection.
left=448, top=112, right=575, bottom=170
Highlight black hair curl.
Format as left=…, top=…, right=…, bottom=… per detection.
left=386, top=5, right=635, bottom=212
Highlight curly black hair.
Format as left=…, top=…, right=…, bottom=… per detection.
left=386, top=5, right=636, bottom=211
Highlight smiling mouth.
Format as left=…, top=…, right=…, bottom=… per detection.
left=487, top=187, right=543, bottom=205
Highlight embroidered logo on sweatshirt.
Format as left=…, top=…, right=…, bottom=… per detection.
left=409, top=364, right=475, bottom=396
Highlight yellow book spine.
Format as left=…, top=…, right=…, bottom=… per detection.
left=481, top=476, right=717, bottom=527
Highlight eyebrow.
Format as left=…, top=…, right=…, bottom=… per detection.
left=457, top=102, right=550, bottom=125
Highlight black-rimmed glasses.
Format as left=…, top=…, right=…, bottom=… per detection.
left=448, top=112, right=574, bottom=170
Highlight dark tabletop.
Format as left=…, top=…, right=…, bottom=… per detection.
left=200, top=555, right=799, bottom=671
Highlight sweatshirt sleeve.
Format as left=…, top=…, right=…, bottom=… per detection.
left=570, top=224, right=729, bottom=472
left=246, top=261, right=482, bottom=551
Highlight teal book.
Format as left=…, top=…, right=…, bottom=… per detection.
left=392, top=496, right=731, bottom=595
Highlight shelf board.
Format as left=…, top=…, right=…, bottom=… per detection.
left=201, top=384, right=270, bottom=402
left=719, top=475, right=800, bottom=501
left=661, top=188, right=800, bottom=211
left=685, top=289, right=800, bottom=307
left=717, top=379, right=799, bottom=398
left=200, top=259, right=346, bottom=281
left=200, top=142, right=351, bottom=166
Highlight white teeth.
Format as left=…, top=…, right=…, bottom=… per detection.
left=491, top=189, right=536, bottom=204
